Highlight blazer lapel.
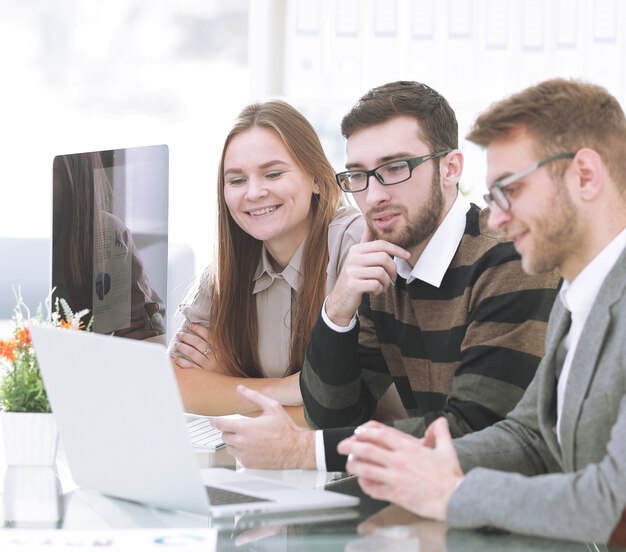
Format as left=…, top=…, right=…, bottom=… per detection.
left=559, top=249, right=626, bottom=469
left=537, top=298, right=569, bottom=463
left=558, top=309, right=609, bottom=468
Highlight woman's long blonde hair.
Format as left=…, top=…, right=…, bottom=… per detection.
left=207, top=100, right=343, bottom=377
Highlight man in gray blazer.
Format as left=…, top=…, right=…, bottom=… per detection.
left=338, top=78, right=626, bottom=545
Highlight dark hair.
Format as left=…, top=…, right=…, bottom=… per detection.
left=207, top=100, right=343, bottom=377
left=467, top=78, right=626, bottom=187
left=52, top=153, right=112, bottom=310
left=340, top=81, right=459, bottom=153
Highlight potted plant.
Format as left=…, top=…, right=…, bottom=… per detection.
left=0, top=292, right=90, bottom=466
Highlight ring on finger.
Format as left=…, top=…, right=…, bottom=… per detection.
left=203, top=346, right=212, bottom=357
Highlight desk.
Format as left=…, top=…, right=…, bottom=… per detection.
left=1, top=448, right=621, bottom=551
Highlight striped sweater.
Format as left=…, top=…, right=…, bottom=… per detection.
left=301, top=205, right=561, bottom=471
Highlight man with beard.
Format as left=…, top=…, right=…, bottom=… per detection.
left=211, top=81, right=560, bottom=471
left=337, top=78, right=626, bottom=545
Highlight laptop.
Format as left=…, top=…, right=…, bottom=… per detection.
left=30, top=326, right=359, bottom=517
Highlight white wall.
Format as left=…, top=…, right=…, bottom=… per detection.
left=2, top=0, right=626, bottom=312
left=0, top=0, right=249, bottom=275
left=250, top=0, right=626, bottom=203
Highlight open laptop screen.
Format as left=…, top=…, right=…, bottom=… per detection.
left=52, top=145, right=168, bottom=340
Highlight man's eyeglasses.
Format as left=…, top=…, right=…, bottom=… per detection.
left=483, top=152, right=575, bottom=212
left=335, top=149, right=453, bottom=193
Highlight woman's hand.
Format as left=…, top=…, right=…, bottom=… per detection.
left=172, top=322, right=227, bottom=373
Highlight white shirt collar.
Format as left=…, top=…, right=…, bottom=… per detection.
left=559, top=226, right=626, bottom=318
left=395, top=192, right=471, bottom=287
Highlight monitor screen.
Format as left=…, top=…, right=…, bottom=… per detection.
left=52, top=145, right=168, bottom=340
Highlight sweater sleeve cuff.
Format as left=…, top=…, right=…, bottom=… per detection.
left=322, top=427, right=357, bottom=472
left=321, top=296, right=358, bottom=333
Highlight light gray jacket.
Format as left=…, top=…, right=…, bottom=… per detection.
left=447, top=245, right=626, bottom=544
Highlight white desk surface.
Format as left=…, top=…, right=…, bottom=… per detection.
left=0, top=397, right=596, bottom=550
left=0, top=425, right=602, bottom=551
left=0, top=419, right=352, bottom=528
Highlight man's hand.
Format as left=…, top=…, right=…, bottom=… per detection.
left=325, top=226, right=410, bottom=327
left=211, top=385, right=316, bottom=469
left=338, top=418, right=463, bottom=521
left=356, top=505, right=446, bottom=551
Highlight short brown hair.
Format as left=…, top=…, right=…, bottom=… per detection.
left=341, top=81, right=459, bottom=153
left=467, top=78, right=626, bottom=187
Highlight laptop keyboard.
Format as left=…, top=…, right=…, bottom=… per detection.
left=205, top=486, right=271, bottom=505
left=186, top=418, right=225, bottom=450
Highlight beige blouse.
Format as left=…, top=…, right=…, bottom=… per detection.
left=169, top=209, right=365, bottom=377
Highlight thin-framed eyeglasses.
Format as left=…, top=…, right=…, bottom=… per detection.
left=335, top=149, right=453, bottom=193
left=483, top=152, right=575, bottom=212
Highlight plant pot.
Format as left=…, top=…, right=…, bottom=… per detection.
left=2, top=411, right=58, bottom=466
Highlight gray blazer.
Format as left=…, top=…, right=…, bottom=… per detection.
left=446, top=245, right=626, bottom=544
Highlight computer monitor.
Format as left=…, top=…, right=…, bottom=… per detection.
left=52, top=145, right=168, bottom=341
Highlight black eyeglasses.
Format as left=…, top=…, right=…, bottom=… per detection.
left=335, top=149, right=453, bottom=193
left=484, top=153, right=575, bottom=212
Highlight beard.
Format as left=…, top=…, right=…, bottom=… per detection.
left=521, top=182, right=579, bottom=275
left=365, top=171, right=444, bottom=250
